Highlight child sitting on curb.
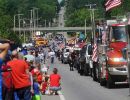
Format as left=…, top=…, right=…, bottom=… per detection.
left=41, top=76, right=49, bottom=95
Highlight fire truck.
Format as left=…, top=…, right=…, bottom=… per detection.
left=92, top=21, right=128, bottom=88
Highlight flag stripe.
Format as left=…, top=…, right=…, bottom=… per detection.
left=106, top=3, right=121, bottom=11
left=105, top=0, right=112, bottom=6
left=102, top=31, right=106, bottom=44
left=106, top=1, right=121, bottom=11
left=105, top=0, right=122, bottom=11
left=92, top=43, right=98, bottom=62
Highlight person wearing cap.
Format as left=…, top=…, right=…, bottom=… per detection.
left=7, top=50, right=31, bottom=100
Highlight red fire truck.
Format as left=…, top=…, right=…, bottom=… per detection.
left=92, top=22, right=128, bottom=88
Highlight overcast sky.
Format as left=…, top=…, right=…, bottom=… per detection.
left=58, top=0, right=62, bottom=3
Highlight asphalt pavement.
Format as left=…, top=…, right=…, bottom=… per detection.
left=41, top=58, right=130, bottom=100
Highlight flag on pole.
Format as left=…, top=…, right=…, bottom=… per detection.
left=128, top=18, right=130, bottom=25
left=105, top=0, right=112, bottom=6
left=92, top=43, right=98, bottom=62
left=102, top=31, right=106, bottom=44
left=105, top=0, right=122, bottom=11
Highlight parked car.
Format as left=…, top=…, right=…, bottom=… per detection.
left=61, top=48, right=70, bottom=64
left=85, top=43, right=93, bottom=76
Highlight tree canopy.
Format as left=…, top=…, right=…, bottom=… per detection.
left=65, top=0, right=130, bottom=27
left=0, top=0, right=60, bottom=44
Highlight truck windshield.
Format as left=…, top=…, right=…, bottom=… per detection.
left=112, top=26, right=127, bottom=42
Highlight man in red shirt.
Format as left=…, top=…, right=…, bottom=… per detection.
left=49, top=68, right=61, bottom=95
left=7, top=50, right=31, bottom=100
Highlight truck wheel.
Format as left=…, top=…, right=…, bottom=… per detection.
left=63, top=59, right=65, bottom=64
left=80, top=69, right=84, bottom=76
left=84, top=70, right=89, bottom=76
left=93, top=62, right=98, bottom=81
left=107, top=81, right=113, bottom=89
left=85, top=63, right=90, bottom=76
left=93, top=73, right=97, bottom=81
left=106, top=77, right=114, bottom=89
left=100, top=78, right=106, bottom=86
left=96, top=67, right=100, bottom=82
left=61, top=60, right=63, bottom=63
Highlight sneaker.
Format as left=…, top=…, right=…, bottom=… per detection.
left=55, top=92, right=58, bottom=95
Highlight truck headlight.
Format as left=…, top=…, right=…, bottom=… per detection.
left=113, top=58, right=120, bottom=62
left=111, top=57, right=125, bottom=62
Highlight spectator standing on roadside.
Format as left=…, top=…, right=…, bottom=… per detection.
left=43, top=49, right=47, bottom=64
left=24, top=51, right=35, bottom=63
left=7, top=50, right=31, bottom=100
left=38, top=51, right=43, bottom=63
left=68, top=51, right=75, bottom=71
left=48, top=49, right=55, bottom=64
left=35, top=52, right=41, bottom=69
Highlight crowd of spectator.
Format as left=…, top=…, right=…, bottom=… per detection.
left=0, top=42, right=61, bottom=100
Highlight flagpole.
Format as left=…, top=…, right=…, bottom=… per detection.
left=85, top=19, right=87, bottom=38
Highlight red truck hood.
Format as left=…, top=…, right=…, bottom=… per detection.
left=107, top=50, right=127, bottom=65
left=109, top=42, right=127, bottom=50
left=107, top=50, right=122, bottom=58
left=107, top=42, right=127, bottom=65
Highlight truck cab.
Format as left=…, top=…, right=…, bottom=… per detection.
left=100, top=24, right=128, bottom=88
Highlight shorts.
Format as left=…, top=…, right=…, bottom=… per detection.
left=49, top=86, right=61, bottom=91
left=32, top=95, right=40, bottom=100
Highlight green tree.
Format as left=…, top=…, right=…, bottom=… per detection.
left=0, top=0, right=60, bottom=45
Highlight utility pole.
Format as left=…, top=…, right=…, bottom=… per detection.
left=23, top=19, right=26, bottom=43
left=33, top=8, right=35, bottom=34
left=49, top=21, right=51, bottom=27
left=17, top=14, right=23, bottom=37
left=45, top=20, right=47, bottom=27
left=29, top=10, right=33, bottom=40
left=14, top=14, right=23, bottom=34
left=85, top=19, right=87, bottom=38
left=85, top=4, right=96, bottom=41
left=36, top=9, right=39, bottom=27
left=31, top=7, right=39, bottom=39
left=32, top=8, right=39, bottom=29
left=14, top=15, right=16, bottom=33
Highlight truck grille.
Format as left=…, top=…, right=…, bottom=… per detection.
left=115, top=68, right=126, bottom=71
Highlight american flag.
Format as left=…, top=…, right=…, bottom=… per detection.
left=105, top=0, right=122, bottom=11
left=92, top=43, right=98, bottom=62
left=102, top=31, right=106, bottom=44
left=128, top=18, right=130, bottom=25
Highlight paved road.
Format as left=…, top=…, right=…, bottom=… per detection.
left=41, top=58, right=130, bottom=100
